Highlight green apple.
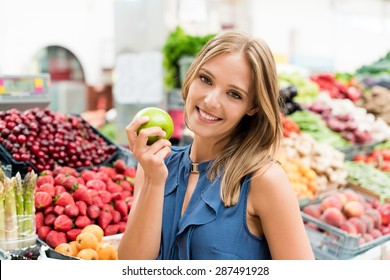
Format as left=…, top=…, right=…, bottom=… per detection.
left=133, top=107, right=174, bottom=145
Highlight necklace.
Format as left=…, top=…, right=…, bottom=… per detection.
left=190, top=162, right=199, bottom=174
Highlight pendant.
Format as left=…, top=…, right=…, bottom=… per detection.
left=190, top=163, right=199, bottom=174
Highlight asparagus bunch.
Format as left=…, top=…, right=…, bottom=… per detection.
left=22, top=170, right=37, bottom=236
left=0, top=166, right=37, bottom=241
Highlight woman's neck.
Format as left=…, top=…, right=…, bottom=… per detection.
left=190, top=136, right=226, bottom=163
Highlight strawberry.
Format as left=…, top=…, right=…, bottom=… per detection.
left=74, top=215, right=92, bottom=229
left=92, top=196, right=103, bottom=209
left=54, top=173, right=66, bottom=186
left=111, top=192, right=124, bottom=201
left=101, top=203, right=114, bottom=213
left=81, top=169, right=96, bottom=183
left=35, top=191, right=53, bottom=210
left=37, top=183, right=55, bottom=197
left=106, top=182, right=123, bottom=193
left=75, top=201, right=87, bottom=216
left=44, top=213, right=56, bottom=226
left=87, top=204, right=101, bottom=219
left=124, top=167, right=136, bottom=178
left=37, top=226, right=52, bottom=241
left=111, top=210, right=121, bottom=224
left=118, top=221, right=127, bottom=233
left=53, top=205, right=65, bottom=216
left=114, top=200, right=128, bottom=216
left=97, top=211, right=113, bottom=229
left=72, top=186, right=93, bottom=205
left=120, top=180, right=132, bottom=191
left=54, top=214, right=73, bottom=232
left=44, top=206, right=54, bottom=215
left=104, top=224, right=120, bottom=236
left=62, top=175, right=79, bottom=191
left=36, top=175, right=55, bottom=188
left=76, top=177, right=85, bottom=186
left=35, top=212, right=45, bottom=230
left=86, top=179, right=106, bottom=191
left=98, top=190, right=112, bottom=204
left=98, top=166, right=117, bottom=180
left=55, top=192, right=75, bottom=206
left=66, top=228, right=82, bottom=242
left=54, top=185, right=67, bottom=196
left=46, top=230, right=67, bottom=248
left=95, top=172, right=110, bottom=184
left=64, top=204, right=80, bottom=218
left=114, top=159, right=127, bottom=174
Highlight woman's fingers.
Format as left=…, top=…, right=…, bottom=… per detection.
left=125, top=116, right=149, bottom=150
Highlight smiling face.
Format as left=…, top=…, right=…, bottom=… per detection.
left=185, top=52, right=258, bottom=144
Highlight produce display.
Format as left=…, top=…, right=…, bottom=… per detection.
left=282, top=132, right=347, bottom=194
left=0, top=108, right=118, bottom=174
left=343, top=161, right=390, bottom=202
left=356, top=86, right=390, bottom=125
left=279, top=85, right=301, bottom=115
left=307, top=94, right=390, bottom=143
left=34, top=160, right=135, bottom=249
left=301, top=188, right=390, bottom=259
left=310, top=73, right=362, bottom=101
left=278, top=72, right=320, bottom=105
left=0, top=168, right=37, bottom=250
left=288, top=110, right=350, bottom=148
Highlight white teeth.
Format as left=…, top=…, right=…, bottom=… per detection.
left=199, top=109, right=219, bottom=121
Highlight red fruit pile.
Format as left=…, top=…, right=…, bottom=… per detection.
left=35, top=160, right=136, bottom=248
left=0, top=107, right=117, bottom=171
left=302, top=188, right=390, bottom=246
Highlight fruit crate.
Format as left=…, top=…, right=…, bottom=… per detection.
left=0, top=115, right=124, bottom=177
left=302, top=212, right=390, bottom=259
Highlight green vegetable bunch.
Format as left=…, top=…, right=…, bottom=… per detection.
left=0, top=166, right=37, bottom=242
left=162, top=26, right=215, bottom=89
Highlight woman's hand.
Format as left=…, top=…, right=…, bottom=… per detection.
left=126, top=116, right=172, bottom=184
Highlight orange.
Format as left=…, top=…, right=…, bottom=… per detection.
left=76, top=232, right=99, bottom=250
left=55, top=243, right=74, bottom=257
left=76, top=248, right=99, bottom=260
left=96, top=242, right=118, bottom=260
left=81, top=224, right=104, bottom=242
left=69, top=241, right=80, bottom=257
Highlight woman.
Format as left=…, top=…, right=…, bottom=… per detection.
left=118, top=31, right=314, bottom=260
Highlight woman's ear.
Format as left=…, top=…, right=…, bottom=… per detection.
left=247, top=106, right=259, bottom=116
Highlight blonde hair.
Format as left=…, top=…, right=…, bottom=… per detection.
left=181, top=31, right=282, bottom=207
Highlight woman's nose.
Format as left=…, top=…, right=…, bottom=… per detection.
left=204, top=89, right=221, bottom=108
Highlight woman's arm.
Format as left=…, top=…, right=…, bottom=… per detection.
left=117, top=163, right=165, bottom=259
left=250, top=163, right=315, bottom=260
left=118, top=116, right=171, bottom=260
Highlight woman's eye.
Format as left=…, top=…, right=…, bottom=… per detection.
left=200, top=75, right=211, bottom=85
left=228, top=91, right=241, bottom=99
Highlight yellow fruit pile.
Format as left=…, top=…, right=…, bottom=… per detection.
left=55, top=224, right=118, bottom=260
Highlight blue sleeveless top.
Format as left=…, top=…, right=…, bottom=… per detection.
left=157, top=145, right=271, bottom=260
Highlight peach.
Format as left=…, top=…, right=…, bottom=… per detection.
left=320, top=196, right=343, bottom=212
left=343, top=201, right=364, bottom=218
left=321, top=207, right=345, bottom=227
left=335, top=193, right=348, bottom=206
left=360, top=214, right=374, bottom=233
left=343, top=189, right=360, bottom=202
left=379, top=225, right=390, bottom=236
left=362, top=233, right=374, bottom=243
left=365, top=209, right=382, bottom=228
left=340, top=221, right=358, bottom=235
left=380, top=207, right=390, bottom=226
left=369, top=229, right=383, bottom=239
left=303, top=204, right=322, bottom=219
left=348, top=217, right=367, bottom=235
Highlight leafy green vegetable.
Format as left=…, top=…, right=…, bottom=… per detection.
left=162, top=27, right=215, bottom=89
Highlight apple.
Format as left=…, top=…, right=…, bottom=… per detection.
left=133, top=107, right=174, bottom=145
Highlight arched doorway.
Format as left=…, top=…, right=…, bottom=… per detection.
left=30, top=45, right=87, bottom=114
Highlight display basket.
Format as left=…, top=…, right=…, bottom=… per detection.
left=337, top=141, right=381, bottom=161
left=302, top=212, right=390, bottom=259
